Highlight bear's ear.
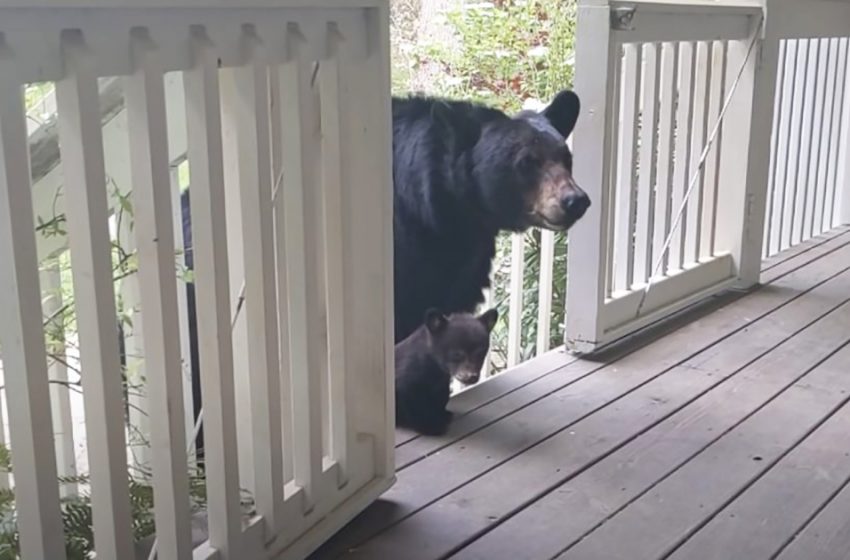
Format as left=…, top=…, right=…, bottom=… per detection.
left=424, top=309, right=449, bottom=334
left=542, top=89, right=580, bottom=139
left=431, top=101, right=482, bottom=154
left=478, top=308, right=499, bottom=333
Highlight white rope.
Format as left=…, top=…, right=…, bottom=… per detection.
left=635, top=13, right=765, bottom=318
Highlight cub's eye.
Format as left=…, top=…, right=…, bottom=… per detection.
left=514, top=150, right=540, bottom=172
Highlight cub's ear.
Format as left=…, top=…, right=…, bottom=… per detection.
left=431, top=100, right=483, bottom=155
left=478, top=308, right=499, bottom=333
left=424, top=309, right=449, bottom=334
left=542, top=89, right=580, bottom=139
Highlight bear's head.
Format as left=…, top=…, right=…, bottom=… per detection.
left=472, top=90, right=590, bottom=232
left=424, top=308, right=498, bottom=385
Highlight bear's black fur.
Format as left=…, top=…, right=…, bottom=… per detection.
left=392, top=90, right=588, bottom=341
left=395, top=308, right=498, bottom=436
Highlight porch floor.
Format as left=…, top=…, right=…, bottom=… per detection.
left=312, top=225, right=850, bottom=560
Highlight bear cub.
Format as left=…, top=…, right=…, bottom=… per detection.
left=395, top=308, right=498, bottom=436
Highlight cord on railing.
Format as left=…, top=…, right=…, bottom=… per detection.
left=635, top=13, right=766, bottom=318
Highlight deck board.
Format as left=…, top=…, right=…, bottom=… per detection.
left=310, top=227, right=850, bottom=560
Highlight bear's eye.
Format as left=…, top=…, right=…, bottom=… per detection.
left=449, top=350, right=465, bottom=362
left=514, top=150, right=540, bottom=172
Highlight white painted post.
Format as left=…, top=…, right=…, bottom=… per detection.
left=56, top=31, right=134, bottom=559
left=125, top=30, right=193, bottom=560
left=536, top=229, right=555, bottom=354
left=717, top=12, right=777, bottom=288
left=566, top=0, right=617, bottom=353
left=0, top=54, right=67, bottom=560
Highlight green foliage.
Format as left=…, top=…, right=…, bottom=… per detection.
left=390, top=0, right=577, bottom=371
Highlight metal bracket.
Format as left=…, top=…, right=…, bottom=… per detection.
left=611, top=6, right=636, bottom=31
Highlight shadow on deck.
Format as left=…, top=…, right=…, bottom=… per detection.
left=312, top=225, right=850, bottom=560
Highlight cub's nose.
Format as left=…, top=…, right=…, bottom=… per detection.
left=561, top=191, right=591, bottom=220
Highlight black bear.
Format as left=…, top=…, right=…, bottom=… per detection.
left=392, top=89, right=588, bottom=342
left=395, top=308, right=498, bottom=435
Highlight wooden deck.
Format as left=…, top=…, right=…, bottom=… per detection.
left=311, top=225, right=850, bottom=560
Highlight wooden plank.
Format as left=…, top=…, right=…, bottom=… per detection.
left=613, top=43, right=641, bottom=292
left=455, top=289, right=850, bottom=560
left=669, top=42, right=695, bottom=273
left=124, top=30, right=192, bottom=560
left=774, top=473, right=850, bottom=560
left=652, top=42, right=678, bottom=273
left=667, top=364, right=850, bottom=559
left=558, top=339, right=850, bottom=560
left=55, top=32, right=134, bottom=560
left=183, top=29, right=243, bottom=554
left=633, top=42, right=660, bottom=287
left=0, top=54, right=66, bottom=560
left=324, top=242, right=850, bottom=560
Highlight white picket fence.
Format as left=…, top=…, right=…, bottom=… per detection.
left=565, top=0, right=850, bottom=354
left=0, top=3, right=394, bottom=560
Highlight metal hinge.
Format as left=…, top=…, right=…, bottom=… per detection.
left=611, top=5, right=636, bottom=31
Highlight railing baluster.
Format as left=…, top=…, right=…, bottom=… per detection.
left=613, top=43, right=641, bottom=291
left=825, top=38, right=849, bottom=230
left=793, top=39, right=819, bottom=246
left=0, top=53, right=67, bottom=560
left=806, top=39, right=828, bottom=241
left=270, top=62, right=295, bottom=485
left=319, top=23, right=350, bottom=484
left=125, top=30, right=194, bottom=559
left=183, top=27, right=243, bottom=555
left=813, top=39, right=835, bottom=237
left=685, top=41, right=711, bottom=266
left=507, top=232, right=525, bottom=367
left=42, top=264, right=78, bottom=497
left=56, top=32, right=135, bottom=560
left=635, top=42, right=660, bottom=287
left=653, top=42, right=678, bottom=273
left=604, top=47, right=623, bottom=298
left=781, top=40, right=807, bottom=251
left=536, top=229, right=555, bottom=354
left=765, top=40, right=788, bottom=258
left=225, top=27, right=286, bottom=531
left=701, top=41, right=727, bottom=259
left=670, top=41, right=696, bottom=272
left=278, top=26, right=324, bottom=511
left=837, top=39, right=850, bottom=228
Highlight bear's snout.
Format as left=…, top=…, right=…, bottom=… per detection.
left=560, top=188, right=591, bottom=221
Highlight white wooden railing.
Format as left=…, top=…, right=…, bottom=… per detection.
left=0, top=3, right=394, bottom=560
left=565, top=0, right=850, bottom=354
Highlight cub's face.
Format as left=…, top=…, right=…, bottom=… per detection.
left=474, top=90, right=590, bottom=232
left=425, top=308, right=498, bottom=386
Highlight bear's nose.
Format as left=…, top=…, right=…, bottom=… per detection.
left=561, top=191, right=591, bottom=220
